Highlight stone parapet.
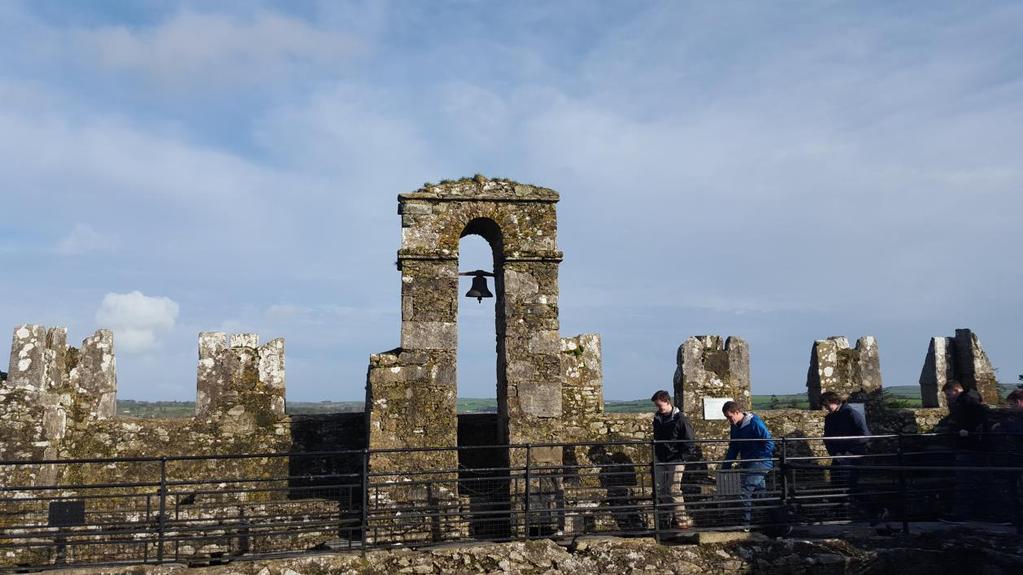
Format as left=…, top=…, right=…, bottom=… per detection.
left=806, top=336, right=882, bottom=409
left=919, top=328, right=1000, bottom=407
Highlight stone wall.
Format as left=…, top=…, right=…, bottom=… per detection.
left=919, top=328, right=1001, bottom=407
left=0, top=327, right=320, bottom=566
left=806, top=336, right=882, bottom=409
left=1, top=326, right=116, bottom=487
left=1, top=327, right=293, bottom=496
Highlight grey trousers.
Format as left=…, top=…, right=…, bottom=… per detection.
left=655, top=462, right=688, bottom=523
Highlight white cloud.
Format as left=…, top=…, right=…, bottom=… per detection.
left=75, top=10, right=357, bottom=89
left=54, top=223, right=117, bottom=256
left=95, top=291, right=179, bottom=354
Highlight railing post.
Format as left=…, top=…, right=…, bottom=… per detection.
left=523, top=445, right=532, bottom=539
left=156, top=457, right=167, bottom=563
left=361, top=449, right=370, bottom=551
left=896, top=433, right=909, bottom=534
left=1011, top=468, right=1021, bottom=536
left=779, top=437, right=788, bottom=509
left=649, top=440, right=660, bottom=543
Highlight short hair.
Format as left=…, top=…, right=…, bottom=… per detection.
left=1007, top=388, right=1023, bottom=404
left=942, top=380, right=964, bottom=393
left=650, top=390, right=672, bottom=403
left=819, top=391, right=842, bottom=406
left=721, top=400, right=742, bottom=414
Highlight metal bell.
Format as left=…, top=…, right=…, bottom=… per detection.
left=465, top=275, right=494, bottom=303
left=460, top=269, right=495, bottom=303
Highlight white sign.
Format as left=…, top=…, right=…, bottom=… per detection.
left=703, top=397, right=733, bottom=421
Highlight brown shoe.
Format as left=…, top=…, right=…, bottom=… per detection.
left=672, top=517, right=694, bottom=529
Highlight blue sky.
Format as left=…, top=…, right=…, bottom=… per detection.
left=1, top=1, right=1020, bottom=401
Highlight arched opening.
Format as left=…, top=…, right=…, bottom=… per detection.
left=455, top=217, right=511, bottom=539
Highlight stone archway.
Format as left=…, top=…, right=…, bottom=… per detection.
left=365, top=176, right=565, bottom=474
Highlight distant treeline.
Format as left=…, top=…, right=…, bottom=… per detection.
left=116, top=384, right=1020, bottom=419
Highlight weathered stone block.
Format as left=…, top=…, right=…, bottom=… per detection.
left=919, top=328, right=999, bottom=407
left=401, top=321, right=458, bottom=350
left=518, top=382, right=563, bottom=417
left=806, top=336, right=882, bottom=409
left=675, top=336, right=751, bottom=422
left=561, top=334, right=604, bottom=423
left=195, top=332, right=287, bottom=422
left=70, top=329, right=117, bottom=420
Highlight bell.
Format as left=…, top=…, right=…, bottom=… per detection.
left=465, top=275, right=493, bottom=303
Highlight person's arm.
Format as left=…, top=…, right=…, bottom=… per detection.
left=722, top=438, right=738, bottom=470
left=851, top=409, right=871, bottom=447
left=753, top=417, right=774, bottom=458
left=677, top=416, right=697, bottom=460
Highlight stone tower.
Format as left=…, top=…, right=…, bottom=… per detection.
left=365, top=176, right=565, bottom=471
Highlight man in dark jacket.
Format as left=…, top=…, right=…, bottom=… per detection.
left=942, top=380, right=989, bottom=522
left=651, top=390, right=696, bottom=529
left=820, top=392, right=874, bottom=520
left=821, top=392, right=871, bottom=457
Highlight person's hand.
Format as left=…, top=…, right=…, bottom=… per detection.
left=958, top=429, right=969, bottom=438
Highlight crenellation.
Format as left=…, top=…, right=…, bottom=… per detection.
left=194, top=332, right=287, bottom=424
left=69, top=329, right=117, bottom=420
left=919, top=328, right=1000, bottom=407
left=674, top=336, right=752, bottom=422
left=806, top=336, right=883, bottom=409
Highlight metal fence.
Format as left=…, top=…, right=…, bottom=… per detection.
left=1, top=433, right=1021, bottom=570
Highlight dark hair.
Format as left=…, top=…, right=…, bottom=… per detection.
left=942, top=380, right=964, bottom=392
left=651, top=390, right=672, bottom=403
left=721, top=400, right=742, bottom=414
left=1007, top=388, right=1023, bottom=404
left=819, top=391, right=842, bottom=406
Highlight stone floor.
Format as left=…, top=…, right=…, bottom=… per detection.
left=50, top=523, right=1023, bottom=575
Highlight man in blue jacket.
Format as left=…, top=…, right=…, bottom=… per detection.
left=721, top=401, right=775, bottom=527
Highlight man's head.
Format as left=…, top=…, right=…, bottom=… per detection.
left=819, top=391, right=843, bottom=414
left=943, top=380, right=964, bottom=402
left=651, top=390, right=673, bottom=414
left=721, top=400, right=745, bottom=425
left=1006, top=388, right=1023, bottom=410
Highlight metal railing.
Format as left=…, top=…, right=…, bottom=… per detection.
left=1, top=433, right=1021, bottom=570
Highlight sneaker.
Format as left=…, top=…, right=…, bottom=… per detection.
left=672, top=517, right=694, bottom=530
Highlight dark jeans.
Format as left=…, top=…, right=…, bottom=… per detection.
left=740, top=462, right=771, bottom=525
left=951, top=451, right=983, bottom=521
left=831, top=454, right=875, bottom=519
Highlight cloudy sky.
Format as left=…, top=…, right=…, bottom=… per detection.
left=1, top=1, right=1020, bottom=402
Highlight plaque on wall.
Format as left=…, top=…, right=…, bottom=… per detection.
left=703, top=397, right=733, bottom=420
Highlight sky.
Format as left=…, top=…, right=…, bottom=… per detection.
left=1, top=1, right=1020, bottom=402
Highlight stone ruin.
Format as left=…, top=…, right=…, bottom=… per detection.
left=919, top=328, right=1000, bottom=408
left=0, top=328, right=291, bottom=485
left=1, top=176, right=1018, bottom=555
left=806, top=336, right=882, bottom=409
